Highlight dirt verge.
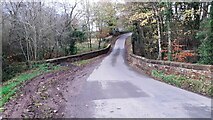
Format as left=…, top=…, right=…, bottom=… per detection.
left=2, top=54, right=106, bottom=118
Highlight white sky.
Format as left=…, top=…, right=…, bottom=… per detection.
left=2, top=0, right=125, bottom=3
left=2, top=0, right=212, bottom=2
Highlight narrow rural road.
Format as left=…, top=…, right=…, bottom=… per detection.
left=64, top=33, right=211, bottom=118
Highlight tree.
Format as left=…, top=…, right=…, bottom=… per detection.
left=2, top=1, right=83, bottom=61
left=83, top=0, right=92, bottom=50
left=152, top=3, right=163, bottom=60
left=91, top=1, right=117, bottom=48
left=166, top=1, right=172, bottom=61
left=211, top=2, right=213, bottom=31
left=128, top=2, right=164, bottom=59
left=197, top=1, right=213, bottom=65
left=2, top=1, right=90, bottom=80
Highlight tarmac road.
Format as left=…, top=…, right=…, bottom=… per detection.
left=64, top=33, right=211, bottom=118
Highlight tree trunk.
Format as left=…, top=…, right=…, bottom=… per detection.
left=86, top=0, right=92, bottom=50
left=202, top=2, right=209, bottom=19
left=19, top=39, right=27, bottom=61
left=167, top=1, right=172, bottom=61
left=152, top=4, right=162, bottom=60
left=33, top=26, right=37, bottom=61
left=136, top=22, right=146, bottom=57
left=157, top=17, right=162, bottom=60
left=90, top=22, right=93, bottom=50
left=211, top=2, right=213, bottom=32
left=193, top=2, right=200, bottom=30
left=98, top=38, right=101, bottom=49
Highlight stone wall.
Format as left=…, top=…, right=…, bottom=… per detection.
left=45, top=44, right=111, bottom=64
left=26, top=35, right=119, bottom=65
left=125, top=37, right=213, bottom=80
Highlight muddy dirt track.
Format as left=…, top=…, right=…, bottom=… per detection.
left=3, top=55, right=106, bottom=118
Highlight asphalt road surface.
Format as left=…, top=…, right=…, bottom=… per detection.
left=64, top=33, right=211, bottom=118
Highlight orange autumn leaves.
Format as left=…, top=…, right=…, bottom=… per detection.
left=161, top=40, right=195, bottom=62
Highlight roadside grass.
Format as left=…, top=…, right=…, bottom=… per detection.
left=0, top=63, right=65, bottom=108
left=151, top=70, right=213, bottom=97
left=76, top=38, right=107, bottom=54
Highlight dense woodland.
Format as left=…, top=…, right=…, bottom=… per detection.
left=2, top=1, right=213, bottom=81
left=2, top=0, right=118, bottom=81
left=124, top=2, right=213, bottom=64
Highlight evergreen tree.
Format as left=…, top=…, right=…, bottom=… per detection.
left=197, top=2, right=213, bottom=65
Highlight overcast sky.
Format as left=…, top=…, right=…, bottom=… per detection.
left=3, top=0, right=212, bottom=3
left=2, top=0, right=125, bottom=3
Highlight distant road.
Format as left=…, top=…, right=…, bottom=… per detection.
left=64, top=33, right=211, bottom=118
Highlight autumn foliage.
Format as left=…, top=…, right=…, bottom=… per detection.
left=162, top=40, right=195, bottom=62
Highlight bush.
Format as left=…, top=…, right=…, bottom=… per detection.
left=2, top=59, right=29, bottom=82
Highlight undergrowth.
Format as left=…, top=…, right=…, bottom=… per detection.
left=151, top=70, right=212, bottom=97
left=0, top=63, right=63, bottom=108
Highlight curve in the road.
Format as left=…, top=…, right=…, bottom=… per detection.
left=64, top=33, right=211, bottom=118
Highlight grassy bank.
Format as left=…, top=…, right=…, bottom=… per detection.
left=151, top=70, right=212, bottom=97
left=0, top=63, right=64, bottom=108
left=76, top=38, right=108, bottom=54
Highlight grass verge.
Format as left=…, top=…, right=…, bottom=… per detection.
left=151, top=70, right=212, bottom=97
left=0, top=63, right=64, bottom=108
left=76, top=38, right=108, bottom=54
